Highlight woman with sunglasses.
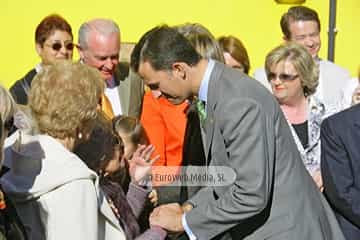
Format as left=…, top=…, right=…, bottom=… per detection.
left=9, top=14, right=74, bottom=105
left=265, top=42, right=340, bottom=191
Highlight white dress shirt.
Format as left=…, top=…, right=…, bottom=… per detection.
left=105, top=77, right=122, bottom=116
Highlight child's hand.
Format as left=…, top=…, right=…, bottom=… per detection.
left=129, top=144, right=160, bottom=183
left=148, top=189, right=158, bottom=206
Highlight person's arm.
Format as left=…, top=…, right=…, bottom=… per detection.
left=134, top=226, right=167, bottom=240
left=126, top=182, right=151, bottom=218
left=127, top=144, right=159, bottom=217
left=321, top=118, right=360, bottom=227
left=43, top=179, right=98, bottom=240
left=184, top=99, right=275, bottom=239
left=253, top=68, right=272, bottom=91
left=128, top=70, right=145, bottom=118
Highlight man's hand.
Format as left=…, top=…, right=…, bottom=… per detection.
left=150, top=203, right=185, bottom=233
left=182, top=202, right=193, bottom=213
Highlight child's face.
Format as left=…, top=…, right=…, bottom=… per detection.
left=118, top=132, right=137, bottom=161
left=105, top=147, right=127, bottom=174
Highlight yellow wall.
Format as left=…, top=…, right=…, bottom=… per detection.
left=1, top=0, right=359, bottom=88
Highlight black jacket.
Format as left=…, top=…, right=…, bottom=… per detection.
left=9, top=69, right=37, bottom=105
left=0, top=167, right=28, bottom=240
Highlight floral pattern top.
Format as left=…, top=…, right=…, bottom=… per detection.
left=285, top=96, right=340, bottom=175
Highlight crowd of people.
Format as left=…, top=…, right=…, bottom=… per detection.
left=0, top=5, right=359, bottom=240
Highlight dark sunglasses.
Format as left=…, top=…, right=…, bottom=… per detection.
left=267, top=72, right=299, bottom=82
left=4, top=117, right=14, bottom=131
left=45, top=41, right=74, bottom=51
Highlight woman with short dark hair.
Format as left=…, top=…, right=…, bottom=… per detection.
left=10, top=14, right=74, bottom=105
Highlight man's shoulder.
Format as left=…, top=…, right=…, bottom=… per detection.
left=324, top=104, right=360, bottom=129
left=253, top=67, right=266, bottom=77
left=319, top=59, right=350, bottom=77
left=11, top=68, right=37, bottom=87
left=115, top=62, right=130, bottom=82
left=114, top=62, right=142, bottom=86
left=9, top=68, right=37, bottom=104
left=214, top=64, right=278, bottom=114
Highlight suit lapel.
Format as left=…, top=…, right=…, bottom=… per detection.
left=352, top=105, right=360, bottom=128
left=204, top=62, right=222, bottom=164
left=115, top=68, right=130, bottom=115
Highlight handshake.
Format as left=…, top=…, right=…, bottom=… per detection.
left=149, top=202, right=193, bottom=233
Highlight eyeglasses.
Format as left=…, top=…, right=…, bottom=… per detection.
left=44, top=41, right=74, bottom=51
left=267, top=72, right=299, bottom=82
left=4, top=117, right=14, bottom=132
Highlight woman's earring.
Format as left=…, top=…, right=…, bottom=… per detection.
left=78, top=132, right=83, bottom=139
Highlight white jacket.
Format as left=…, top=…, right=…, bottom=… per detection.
left=1, top=133, right=125, bottom=240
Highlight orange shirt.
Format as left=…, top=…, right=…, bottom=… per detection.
left=141, top=91, right=188, bottom=167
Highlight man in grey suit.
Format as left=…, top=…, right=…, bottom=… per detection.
left=77, top=18, right=143, bottom=118
left=131, top=26, right=344, bottom=240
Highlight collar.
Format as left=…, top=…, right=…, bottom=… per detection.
left=35, top=63, right=43, bottom=73
left=106, top=75, right=116, bottom=88
left=314, top=56, right=322, bottom=64
left=198, top=59, right=215, bottom=104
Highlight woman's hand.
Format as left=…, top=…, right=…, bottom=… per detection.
left=129, top=144, right=159, bottom=184
left=312, top=170, right=323, bottom=192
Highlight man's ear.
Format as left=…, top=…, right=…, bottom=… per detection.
left=172, top=62, right=187, bottom=79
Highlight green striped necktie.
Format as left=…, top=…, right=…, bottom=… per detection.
left=196, top=99, right=207, bottom=124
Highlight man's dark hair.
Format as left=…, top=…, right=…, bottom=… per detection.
left=280, top=6, right=321, bottom=40
left=130, top=25, right=201, bottom=72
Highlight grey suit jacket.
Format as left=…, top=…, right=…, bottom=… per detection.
left=114, top=63, right=144, bottom=118
left=185, top=62, right=344, bottom=240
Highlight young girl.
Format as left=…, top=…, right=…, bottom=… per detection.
left=112, top=115, right=158, bottom=204
left=112, top=115, right=149, bottom=160
left=74, top=113, right=165, bottom=240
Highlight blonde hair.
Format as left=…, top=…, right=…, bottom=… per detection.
left=0, top=84, right=17, bottom=124
left=175, top=23, right=225, bottom=63
left=29, top=61, right=104, bottom=139
left=265, top=42, right=319, bottom=97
